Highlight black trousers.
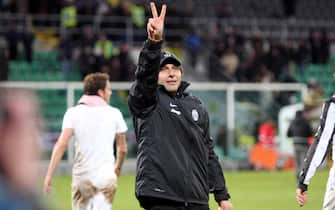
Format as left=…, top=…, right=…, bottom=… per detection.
left=139, top=196, right=210, bottom=210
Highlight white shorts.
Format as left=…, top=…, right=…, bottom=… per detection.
left=72, top=179, right=117, bottom=210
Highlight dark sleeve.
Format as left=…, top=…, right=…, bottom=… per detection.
left=128, top=40, right=163, bottom=117
left=306, top=122, right=314, bottom=137
left=205, top=111, right=231, bottom=201
left=287, top=122, right=293, bottom=137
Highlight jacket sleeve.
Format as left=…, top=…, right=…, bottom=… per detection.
left=204, top=111, right=231, bottom=201
left=298, top=100, right=335, bottom=191
left=128, top=40, right=163, bottom=117
left=287, top=123, right=293, bottom=137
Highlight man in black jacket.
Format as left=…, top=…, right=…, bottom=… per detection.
left=128, top=3, right=233, bottom=210
left=287, top=110, right=314, bottom=181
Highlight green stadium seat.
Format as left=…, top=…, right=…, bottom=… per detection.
left=9, top=50, right=81, bottom=81
left=298, top=63, right=335, bottom=97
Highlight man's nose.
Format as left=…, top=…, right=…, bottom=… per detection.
left=168, top=69, right=175, bottom=76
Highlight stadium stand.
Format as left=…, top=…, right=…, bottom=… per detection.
left=9, top=51, right=81, bottom=81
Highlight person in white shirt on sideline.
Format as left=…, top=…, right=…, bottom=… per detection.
left=44, top=72, right=128, bottom=210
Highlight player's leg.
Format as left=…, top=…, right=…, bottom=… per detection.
left=72, top=180, right=97, bottom=210
left=323, top=183, right=335, bottom=210
left=91, top=192, right=112, bottom=210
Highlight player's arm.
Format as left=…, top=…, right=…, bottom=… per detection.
left=296, top=100, right=335, bottom=206
left=128, top=3, right=166, bottom=117
left=203, top=110, right=232, bottom=209
left=114, top=132, right=127, bottom=177
left=44, top=128, right=73, bottom=194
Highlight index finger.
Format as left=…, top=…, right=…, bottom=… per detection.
left=150, top=2, right=158, bottom=18
left=159, top=4, right=167, bottom=20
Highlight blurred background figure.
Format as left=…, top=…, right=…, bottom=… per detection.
left=0, top=88, right=48, bottom=210
left=303, top=80, right=325, bottom=128
left=249, top=118, right=278, bottom=170
left=287, top=109, right=314, bottom=181
left=257, top=118, right=276, bottom=150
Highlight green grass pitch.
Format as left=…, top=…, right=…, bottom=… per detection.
left=47, top=170, right=327, bottom=210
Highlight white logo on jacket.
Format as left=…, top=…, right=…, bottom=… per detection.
left=171, top=108, right=181, bottom=115
left=192, top=109, right=199, bottom=121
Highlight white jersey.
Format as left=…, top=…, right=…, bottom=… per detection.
left=62, top=104, right=127, bottom=187
left=299, top=97, right=335, bottom=191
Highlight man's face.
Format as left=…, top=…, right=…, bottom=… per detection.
left=158, top=64, right=182, bottom=94
left=102, top=81, right=112, bottom=103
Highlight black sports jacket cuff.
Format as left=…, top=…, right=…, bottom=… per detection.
left=144, top=39, right=163, bottom=50
left=214, top=189, right=231, bottom=202
left=298, top=183, right=308, bottom=192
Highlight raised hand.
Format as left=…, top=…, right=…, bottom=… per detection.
left=147, top=2, right=166, bottom=42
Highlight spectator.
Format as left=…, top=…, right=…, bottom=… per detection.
left=264, top=42, right=286, bottom=81
left=287, top=110, right=314, bottom=181
left=249, top=118, right=278, bottom=170
left=59, top=34, right=75, bottom=80
left=0, top=47, right=9, bottom=81
left=209, top=39, right=228, bottom=81
left=221, top=47, right=239, bottom=81
left=184, top=27, right=201, bottom=68
left=5, top=20, right=19, bottom=61
left=282, top=0, right=297, bottom=18
left=77, top=25, right=97, bottom=78
left=94, top=31, right=120, bottom=74
left=94, top=32, right=119, bottom=61
left=216, top=0, right=233, bottom=18
left=304, top=80, right=324, bottom=112
left=320, top=29, right=330, bottom=64
left=309, top=29, right=330, bottom=64
left=258, top=118, right=276, bottom=149
left=20, top=17, right=34, bottom=63
left=118, top=43, right=136, bottom=81
left=303, top=80, right=324, bottom=130
left=60, top=0, right=77, bottom=38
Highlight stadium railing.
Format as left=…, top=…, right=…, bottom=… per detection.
left=0, top=81, right=307, bottom=172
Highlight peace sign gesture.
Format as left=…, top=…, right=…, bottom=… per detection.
left=147, top=2, right=167, bottom=42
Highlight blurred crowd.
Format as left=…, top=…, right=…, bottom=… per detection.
left=206, top=26, right=330, bottom=83
left=0, top=0, right=332, bottom=85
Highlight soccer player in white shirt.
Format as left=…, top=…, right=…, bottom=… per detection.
left=44, top=72, right=128, bottom=210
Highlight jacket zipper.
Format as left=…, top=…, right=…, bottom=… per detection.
left=174, top=97, right=190, bottom=206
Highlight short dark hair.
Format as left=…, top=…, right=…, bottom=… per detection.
left=83, top=73, right=109, bottom=95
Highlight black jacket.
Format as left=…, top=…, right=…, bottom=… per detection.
left=287, top=113, right=313, bottom=145
left=128, top=40, right=230, bottom=205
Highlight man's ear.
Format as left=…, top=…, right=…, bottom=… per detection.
left=97, top=89, right=104, bottom=97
